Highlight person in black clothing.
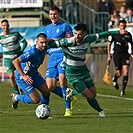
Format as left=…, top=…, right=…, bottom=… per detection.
left=97, top=0, right=115, bottom=14
left=126, top=0, right=133, bottom=9
left=107, top=19, right=133, bottom=96
left=66, top=0, right=79, bottom=24
left=97, top=0, right=115, bottom=32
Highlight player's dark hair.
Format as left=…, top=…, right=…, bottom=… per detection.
left=1, top=19, right=9, bottom=24
left=74, top=23, right=87, bottom=32
left=50, top=6, right=60, bottom=13
left=119, top=19, right=127, bottom=25
left=37, top=33, right=47, bottom=38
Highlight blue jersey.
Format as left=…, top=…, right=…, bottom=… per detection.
left=44, top=21, right=73, bottom=58
left=15, top=44, right=47, bottom=79
left=44, top=21, right=73, bottom=78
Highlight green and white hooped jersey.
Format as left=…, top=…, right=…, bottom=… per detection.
left=54, top=34, right=99, bottom=75
left=0, top=32, right=24, bottom=59
left=52, top=30, right=119, bottom=75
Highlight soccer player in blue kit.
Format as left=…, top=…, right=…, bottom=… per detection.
left=10, top=33, right=50, bottom=109
left=43, top=6, right=77, bottom=116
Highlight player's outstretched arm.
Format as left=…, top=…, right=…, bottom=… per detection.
left=47, top=38, right=74, bottom=48
left=47, top=41, right=57, bottom=49
left=85, top=30, right=120, bottom=44
left=98, top=30, right=120, bottom=39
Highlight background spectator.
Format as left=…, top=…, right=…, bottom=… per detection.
left=66, top=0, right=79, bottom=23
left=126, top=0, right=133, bottom=9
left=108, top=9, right=120, bottom=29
left=97, top=0, right=115, bottom=32
left=119, top=5, right=127, bottom=20
left=125, top=8, right=133, bottom=39
left=125, top=8, right=133, bottom=27
left=97, top=0, right=115, bottom=15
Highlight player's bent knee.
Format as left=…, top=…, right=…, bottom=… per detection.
left=47, top=86, right=56, bottom=91
left=84, top=93, right=94, bottom=100
left=116, top=72, right=121, bottom=77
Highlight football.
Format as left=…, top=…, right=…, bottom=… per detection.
left=35, top=104, right=51, bottom=120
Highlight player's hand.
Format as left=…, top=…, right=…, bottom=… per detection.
left=22, top=75, right=33, bottom=84
left=107, top=56, right=112, bottom=63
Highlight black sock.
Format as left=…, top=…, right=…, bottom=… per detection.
left=122, top=76, right=128, bottom=91
left=113, top=74, right=119, bottom=82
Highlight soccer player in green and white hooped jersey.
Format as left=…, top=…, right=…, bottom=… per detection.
left=0, top=19, right=27, bottom=94
left=47, top=23, right=127, bottom=117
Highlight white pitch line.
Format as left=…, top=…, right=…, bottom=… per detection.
left=97, top=94, right=133, bottom=101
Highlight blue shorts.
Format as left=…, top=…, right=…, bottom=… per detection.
left=16, top=73, right=45, bottom=95
left=45, top=60, right=65, bottom=79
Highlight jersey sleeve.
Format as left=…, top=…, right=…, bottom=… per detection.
left=84, top=30, right=119, bottom=44
left=20, top=46, right=36, bottom=62
left=64, top=24, right=73, bottom=38
left=47, top=37, right=75, bottom=48
left=17, top=32, right=27, bottom=52
left=84, top=34, right=97, bottom=43
left=17, top=32, right=24, bottom=42
left=108, top=35, right=114, bottom=43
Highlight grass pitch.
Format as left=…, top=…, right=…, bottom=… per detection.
left=0, top=82, right=133, bottom=133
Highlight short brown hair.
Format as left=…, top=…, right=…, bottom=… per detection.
left=37, top=33, right=47, bottom=38
left=50, top=6, right=60, bottom=13
left=1, top=19, right=9, bottom=24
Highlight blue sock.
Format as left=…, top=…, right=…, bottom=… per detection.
left=17, top=94, right=34, bottom=104
left=52, top=86, right=63, bottom=98
left=62, top=86, right=71, bottom=109
left=40, top=94, right=50, bottom=105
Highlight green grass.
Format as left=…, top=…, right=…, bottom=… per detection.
left=0, top=82, right=133, bottom=133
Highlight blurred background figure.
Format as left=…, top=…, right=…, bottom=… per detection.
left=125, top=0, right=133, bottom=9
left=66, top=0, right=79, bottom=23
left=125, top=8, right=133, bottom=40
left=97, top=0, right=115, bottom=32
left=125, top=8, right=133, bottom=26
left=108, top=9, right=120, bottom=29
left=97, top=0, right=115, bottom=15
left=119, top=5, right=127, bottom=20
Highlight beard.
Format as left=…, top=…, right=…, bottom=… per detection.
left=76, top=38, right=82, bottom=44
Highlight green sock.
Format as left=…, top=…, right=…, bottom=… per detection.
left=87, top=98, right=102, bottom=112
left=13, top=85, right=19, bottom=94
left=72, top=90, right=83, bottom=96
